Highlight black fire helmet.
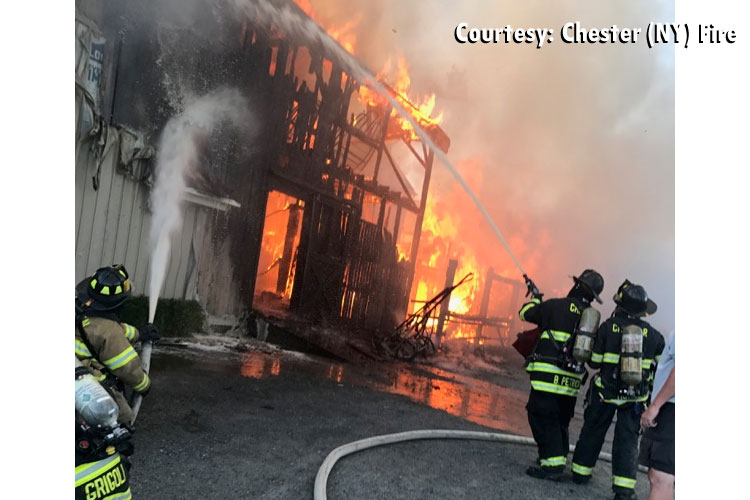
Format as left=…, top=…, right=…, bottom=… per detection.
left=613, top=279, right=656, bottom=316
left=572, top=269, right=604, bottom=304
left=76, top=265, right=132, bottom=312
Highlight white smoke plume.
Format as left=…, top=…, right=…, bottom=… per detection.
left=148, top=87, right=250, bottom=321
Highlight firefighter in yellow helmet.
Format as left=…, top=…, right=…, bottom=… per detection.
left=75, top=265, right=160, bottom=500
left=75, top=265, right=159, bottom=424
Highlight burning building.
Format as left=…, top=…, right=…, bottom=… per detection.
left=75, top=0, right=523, bottom=349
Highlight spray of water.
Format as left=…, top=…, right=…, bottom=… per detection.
left=148, top=87, right=250, bottom=322
left=231, top=0, right=527, bottom=276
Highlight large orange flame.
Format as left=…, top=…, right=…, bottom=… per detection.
left=358, top=57, right=444, bottom=142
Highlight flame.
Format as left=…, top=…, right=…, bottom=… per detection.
left=293, top=0, right=359, bottom=55
left=292, top=2, right=442, bottom=142
left=255, top=192, right=304, bottom=300
left=358, top=57, right=444, bottom=142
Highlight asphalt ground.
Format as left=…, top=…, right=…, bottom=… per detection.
left=129, top=343, right=648, bottom=499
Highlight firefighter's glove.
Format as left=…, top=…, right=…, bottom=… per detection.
left=139, top=323, right=161, bottom=343
left=523, top=274, right=543, bottom=300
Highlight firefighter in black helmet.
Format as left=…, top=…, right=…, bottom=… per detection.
left=75, top=265, right=161, bottom=500
left=571, top=280, right=665, bottom=500
left=518, top=269, right=604, bottom=481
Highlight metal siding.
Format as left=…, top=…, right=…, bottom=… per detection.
left=123, top=179, right=146, bottom=294
left=76, top=135, right=240, bottom=308
left=100, top=154, right=126, bottom=267
left=75, top=146, right=99, bottom=280
left=112, top=170, right=137, bottom=266
left=132, top=193, right=152, bottom=296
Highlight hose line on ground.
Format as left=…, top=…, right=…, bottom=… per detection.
left=313, top=429, right=647, bottom=500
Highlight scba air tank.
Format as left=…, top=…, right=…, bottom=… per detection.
left=75, top=356, right=119, bottom=428
left=572, top=307, right=601, bottom=363
left=619, top=325, right=643, bottom=386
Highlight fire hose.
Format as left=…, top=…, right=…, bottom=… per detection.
left=313, top=429, right=647, bottom=500
left=129, top=340, right=152, bottom=423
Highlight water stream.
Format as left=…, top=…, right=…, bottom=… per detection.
left=147, top=88, right=250, bottom=321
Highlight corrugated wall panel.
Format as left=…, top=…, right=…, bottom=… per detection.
left=122, top=180, right=147, bottom=294
left=76, top=135, right=240, bottom=309
left=75, top=146, right=99, bottom=279
left=86, top=134, right=118, bottom=275
left=112, top=169, right=137, bottom=266
left=100, top=153, right=127, bottom=267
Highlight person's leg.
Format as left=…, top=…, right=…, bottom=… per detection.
left=611, top=404, right=641, bottom=497
left=648, top=467, right=675, bottom=500
left=526, top=390, right=566, bottom=478
left=571, top=395, right=615, bottom=483
left=558, top=394, right=577, bottom=458
left=642, top=403, right=675, bottom=499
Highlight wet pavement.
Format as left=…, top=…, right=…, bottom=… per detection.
left=129, top=342, right=647, bottom=499
left=239, top=350, right=530, bottom=436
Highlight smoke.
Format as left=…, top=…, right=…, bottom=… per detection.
left=286, top=0, right=675, bottom=333
left=148, top=88, right=251, bottom=321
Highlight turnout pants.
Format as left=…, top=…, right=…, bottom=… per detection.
left=572, top=394, right=641, bottom=494
left=526, top=389, right=577, bottom=471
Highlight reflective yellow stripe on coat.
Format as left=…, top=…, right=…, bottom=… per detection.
left=76, top=340, right=91, bottom=358
left=103, top=346, right=138, bottom=371
left=75, top=453, right=122, bottom=487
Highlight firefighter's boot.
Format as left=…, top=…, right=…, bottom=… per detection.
left=525, top=465, right=567, bottom=482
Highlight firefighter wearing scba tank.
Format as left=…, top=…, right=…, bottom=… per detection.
left=571, top=280, right=665, bottom=500
left=75, top=265, right=160, bottom=424
left=75, top=265, right=160, bottom=500
left=518, top=269, right=604, bottom=481
left=75, top=357, right=134, bottom=500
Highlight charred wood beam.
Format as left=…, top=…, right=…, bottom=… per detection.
left=276, top=203, right=301, bottom=295
left=435, top=259, right=458, bottom=347
left=372, top=105, right=391, bottom=182
left=405, top=148, right=434, bottom=296
left=382, top=146, right=418, bottom=211
left=377, top=197, right=386, bottom=229
left=446, top=313, right=510, bottom=326
left=344, top=123, right=381, bottom=150
left=476, top=266, right=494, bottom=340
left=393, top=204, right=403, bottom=244
left=404, top=139, right=427, bottom=169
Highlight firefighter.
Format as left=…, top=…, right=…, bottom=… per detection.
left=75, top=265, right=160, bottom=425
left=519, top=269, right=604, bottom=481
left=75, top=357, right=135, bottom=500
left=75, top=265, right=160, bottom=500
left=571, top=280, right=665, bottom=500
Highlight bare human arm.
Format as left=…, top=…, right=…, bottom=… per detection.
left=641, top=366, right=675, bottom=430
